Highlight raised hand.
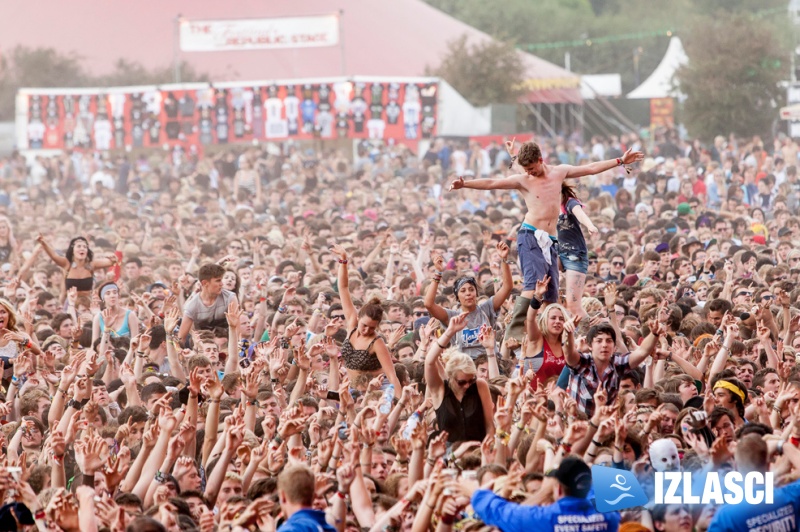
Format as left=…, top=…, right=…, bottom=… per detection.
left=446, top=312, right=470, bottom=334
left=329, top=244, right=347, bottom=262
left=505, top=137, right=516, bottom=155
left=535, top=275, right=550, bottom=299
left=448, top=176, right=465, bottom=191
left=225, top=299, right=243, bottom=331
left=621, top=148, right=645, bottom=165
left=496, top=241, right=510, bottom=260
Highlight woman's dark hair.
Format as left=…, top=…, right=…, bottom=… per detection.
left=358, top=297, right=384, bottom=323
left=561, top=182, right=579, bottom=207
left=65, top=237, right=93, bottom=264
left=224, top=269, right=241, bottom=294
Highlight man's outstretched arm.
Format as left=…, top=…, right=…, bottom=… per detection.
left=449, top=174, right=524, bottom=192
left=563, top=148, right=644, bottom=179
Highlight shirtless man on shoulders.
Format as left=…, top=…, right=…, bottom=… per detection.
left=449, top=140, right=642, bottom=337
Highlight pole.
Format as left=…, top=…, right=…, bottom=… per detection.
left=338, top=9, right=346, bottom=76
left=174, top=14, right=182, bottom=83
left=565, top=51, right=571, bottom=72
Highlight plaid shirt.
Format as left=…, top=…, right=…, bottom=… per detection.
left=567, top=352, right=631, bottom=418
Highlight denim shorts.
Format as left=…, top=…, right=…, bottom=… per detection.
left=558, top=248, right=589, bottom=274
left=517, top=229, right=559, bottom=302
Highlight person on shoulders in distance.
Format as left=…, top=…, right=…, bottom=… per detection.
left=449, top=139, right=643, bottom=345
left=179, top=263, right=238, bottom=344
left=424, top=241, right=512, bottom=359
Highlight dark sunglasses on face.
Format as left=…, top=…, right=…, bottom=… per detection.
left=612, top=262, right=624, bottom=267
left=331, top=314, right=345, bottom=320
left=456, top=377, right=477, bottom=387
left=414, top=311, right=429, bottom=317
left=737, top=292, right=752, bottom=298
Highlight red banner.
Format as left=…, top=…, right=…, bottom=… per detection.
left=19, top=79, right=439, bottom=151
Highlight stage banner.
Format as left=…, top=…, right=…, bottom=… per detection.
left=180, top=16, right=339, bottom=52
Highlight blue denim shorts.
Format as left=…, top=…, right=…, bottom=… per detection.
left=517, top=229, right=559, bottom=302
left=558, top=248, right=589, bottom=274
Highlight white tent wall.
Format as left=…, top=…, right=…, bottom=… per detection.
left=627, top=37, right=688, bottom=100
left=436, top=81, right=492, bottom=137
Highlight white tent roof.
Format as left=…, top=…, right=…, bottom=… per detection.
left=627, top=36, right=688, bottom=100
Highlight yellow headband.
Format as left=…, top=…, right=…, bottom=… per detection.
left=693, top=333, right=713, bottom=347
left=714, top=380, right=745, bottom=403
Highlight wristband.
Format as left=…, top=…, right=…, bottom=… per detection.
left=338, top=259, right=348, bottom=264
left=591, top=439, right=603, bottom=447
left=277, top=306, right=287, bottom=314
left=34, top=510, right=45, bottom=521
left=529, top=297, right=542, bottom=310
left=441, top=514, right=455, bottom=525
left=437, top=340, right=449, bottom=349
left=616, top=157, right=623, bottom=167
left=588, top=420, right=599, bottom=430
left=336, top=491, right=347, bottom=499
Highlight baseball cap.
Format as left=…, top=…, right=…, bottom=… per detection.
left=752, top=235, right=766, bottom=245
left=655, top=242, right=670, bottom=253
left=148, top=282, right=168, bottom=292
left=42, top=335, right=67, bottom=352
left=677, top=203, right=694, bottom=216
left=778, top=227, right=793, bottom=238
left=546, top=457, right=592, bottom=498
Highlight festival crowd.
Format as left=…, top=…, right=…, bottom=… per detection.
left=0, top=128, right=797, bottom=531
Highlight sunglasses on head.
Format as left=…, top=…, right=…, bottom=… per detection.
left=456, top=377, right=477, bottom=387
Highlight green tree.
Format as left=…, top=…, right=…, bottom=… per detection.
left=427, top=35, right=525, bottom=106
left=0, top=46, right=209, bottom=120
left=97, top=59, right=209, bottom=87
left=676, top=12, right=787, bottom=140
left=0, top=46, right=91, bottom=119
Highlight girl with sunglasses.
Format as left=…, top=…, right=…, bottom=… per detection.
left=426, top=312, right=494, bottom=443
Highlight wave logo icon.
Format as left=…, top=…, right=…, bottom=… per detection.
left=592, top=465, right=648, bottom=513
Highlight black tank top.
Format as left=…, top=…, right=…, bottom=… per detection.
left=341, top=329, right=382, bottom=372
left=435, top=382, right=486, bottom=442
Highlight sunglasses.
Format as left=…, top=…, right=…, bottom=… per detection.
left=456, top=377, right=477, bottom=387
left=414, top=311, right=429, bottom=317
left=736, top=292, right=752, bottom=298
left=612, top=262, right=624, bottom=267
left=330, top=314, right=345, bottom=320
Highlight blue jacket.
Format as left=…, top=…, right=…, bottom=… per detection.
left=709, top=478, right=800, bottom=531
left=471, top=489, right=620, bottom=532
left=277, top=509, right=337, bottom=532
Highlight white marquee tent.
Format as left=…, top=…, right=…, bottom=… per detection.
left=627, top=37, right=688, bottom=100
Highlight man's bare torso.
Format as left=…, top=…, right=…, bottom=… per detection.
left=517, top=164, right=568, bottom=235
